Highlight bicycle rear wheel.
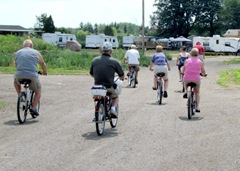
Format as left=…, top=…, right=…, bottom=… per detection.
left=157, top=80, right=163, bottom=104
left=17, top=92, right=27, bottom=124
left=95, top=101, right=106, bottom=136
left=187, top=91, right=193, bottom=119
left=129, top=72, right=136, bottom=88
left=110, top=104, right=118, bottom=128
left=30, top=91, right=40, bottom=118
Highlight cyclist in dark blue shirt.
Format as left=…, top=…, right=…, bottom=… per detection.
left=176, top=46, right=190, bottom=82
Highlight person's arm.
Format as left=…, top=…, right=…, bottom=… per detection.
left=149, top=61, right=154, bottom=71
left=176, top=55, right=180, bottom=66
left=167, top=62, right=171, bottom=71
left=124, top=51, right=128, bottom=64
left=38, top=52, right=47, bottom=75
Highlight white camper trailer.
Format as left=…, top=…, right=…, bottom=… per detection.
left=42, top=32, right=76, bottom=47
left=193, top=35, right=240, bottom=54
left=85, top=34, right=119, bottom=48
left=122, top=36, right=135, bottom=48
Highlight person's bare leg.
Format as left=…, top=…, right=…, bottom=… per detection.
left=32, top=91, right=41, bottom=110
left=164, top=79, right=168, bottom=91
left=153, top=75, right=157, bottom=88
left=14, top=81, right=21, bottom=95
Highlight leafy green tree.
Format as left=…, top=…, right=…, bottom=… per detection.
left=104, top=25, right=114, bottom=36
left=220, top=0, right=240, bottom=30
left=44, top=15, right=55, bottom=33
left=193, top=0, right=222, bottom=36
left=151, top=0, right=222, bottom=37
left=76, top=29, right=89, bottom=48
left=94, top=23, right=98, bottom=34
left=83, top=22, right=94, bottom=33
left=34, top=13, right=55, bottom=33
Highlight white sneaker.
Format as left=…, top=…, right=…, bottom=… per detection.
left=110, top=107, right=118, bottom=118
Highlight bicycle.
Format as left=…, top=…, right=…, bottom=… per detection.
left=91, top=78, right=121, bottom=136
left=17, top=79, right=40, bottom=124
left=127, top=66, right=136, bottom=88
left=186, top=82, right=197, bottom=119
left=156, top=72, right=165, bottom=105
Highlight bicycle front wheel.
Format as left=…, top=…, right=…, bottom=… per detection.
left=157, top=81, right=163, bottom=104
left=95, top=101, right=106, bottom=136
left=110, top=104, right=118, bottom=128
left=17, top=92, right=27, bottom=124
left=30, top=91, right=40, bottom=118
left=187, top=91, right=193, bottom=119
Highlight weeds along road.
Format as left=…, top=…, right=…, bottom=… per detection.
left=0, top=56, right=240, bottom=171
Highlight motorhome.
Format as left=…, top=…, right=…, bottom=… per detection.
left=122, top=36, right=135, bottom=48
left=193, top=35, right=240, bottom=54
left=42, top=32, right=76, bottom=47
left=134, top=36, right=169, bottom=50
left=85, top=34, right=119, bottom=48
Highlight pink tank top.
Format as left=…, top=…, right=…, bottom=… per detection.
left=183, top=57, right=202, bottom=81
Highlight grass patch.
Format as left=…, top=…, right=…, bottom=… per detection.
left=0, top=101, right=5, bottom=109
left=222, top=57, right=240, bottom=65
left=217, top=68, right=240, bottom=87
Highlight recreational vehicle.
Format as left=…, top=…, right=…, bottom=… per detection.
left=85, top=34, right=119, bottom=48
left=122, top=36, right=135, bottom=48
left=42, top=32, right=76, bottom=47
left=134, top=36, right=169, bottom=50
left=193, top=35, right=240, bottom=54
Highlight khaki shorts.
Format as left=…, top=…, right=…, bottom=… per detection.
left=106, top=87, right=119, bottom=99
left=128, top=64, right=140, bottom=71
left=153, top=65, right=168, bottom=80
left=15, top=76, right=41, bottom=93
left=198, top=55, right=204, bottom=62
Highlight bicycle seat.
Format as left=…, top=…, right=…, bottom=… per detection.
left=156, top=72, right=165, bottom=77
left=186, top=82, right=196, bottom=87
left=19, top=79, right=31, bottom=85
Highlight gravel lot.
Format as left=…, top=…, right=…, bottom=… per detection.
left=0, top=56, right=240, bottom=171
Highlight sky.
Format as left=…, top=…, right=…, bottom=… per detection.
left=1, top=0, right=156, bottom=28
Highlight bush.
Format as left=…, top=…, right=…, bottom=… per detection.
left=0, top=35, right=173, bottom=73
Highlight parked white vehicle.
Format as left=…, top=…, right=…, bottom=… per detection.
left=122, top=36, right=135, bottom=48
left=85, top=34, right=118, bottom=48
left=42, top=32, right=76, bottom=47
left=193, top=35, right=240, bottom=53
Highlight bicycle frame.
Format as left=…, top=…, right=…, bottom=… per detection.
left=17, top=80, right=37, bottom=124
left=156, top=72, right=165, bottom=105
left=128, top=66, right=136, bottom=88
left=91, top=85, right=119, bottom=136
left=186, top=82, right=196, bottom=119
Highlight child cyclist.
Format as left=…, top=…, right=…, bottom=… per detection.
left=176, top=46, right=189, bottom=82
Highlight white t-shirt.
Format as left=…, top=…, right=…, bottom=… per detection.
left=124, top=49, right=140, bottom=65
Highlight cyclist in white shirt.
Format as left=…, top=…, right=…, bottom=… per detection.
left=124, top=44, right=140, bottom=84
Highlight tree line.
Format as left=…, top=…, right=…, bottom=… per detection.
left=34, top=0, right=240, bottom=45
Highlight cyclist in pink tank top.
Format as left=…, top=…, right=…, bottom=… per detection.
left=182, top=48, right=206, bottom=112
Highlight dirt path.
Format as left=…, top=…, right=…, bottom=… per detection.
left=0, top=56, right=240, bottom=171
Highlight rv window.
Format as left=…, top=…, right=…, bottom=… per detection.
left=105, top=39, right=107, bottom=42
left=216, top=40, right=219, bottom=44
left=59, top=37, right=63, bottom=42
left=225, top=42, right=231, bottom=46
left=203, top=42, right=209, bottom=46
left=113, top=39, right=115, bottom=42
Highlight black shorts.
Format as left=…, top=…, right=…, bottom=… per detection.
left=178, top=64, right=184, bottom=71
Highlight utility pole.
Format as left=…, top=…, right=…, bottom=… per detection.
left=142, top=0, right=145, bottom=54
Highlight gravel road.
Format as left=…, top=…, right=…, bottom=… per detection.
left=0, top=56, right=240, bottom=171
